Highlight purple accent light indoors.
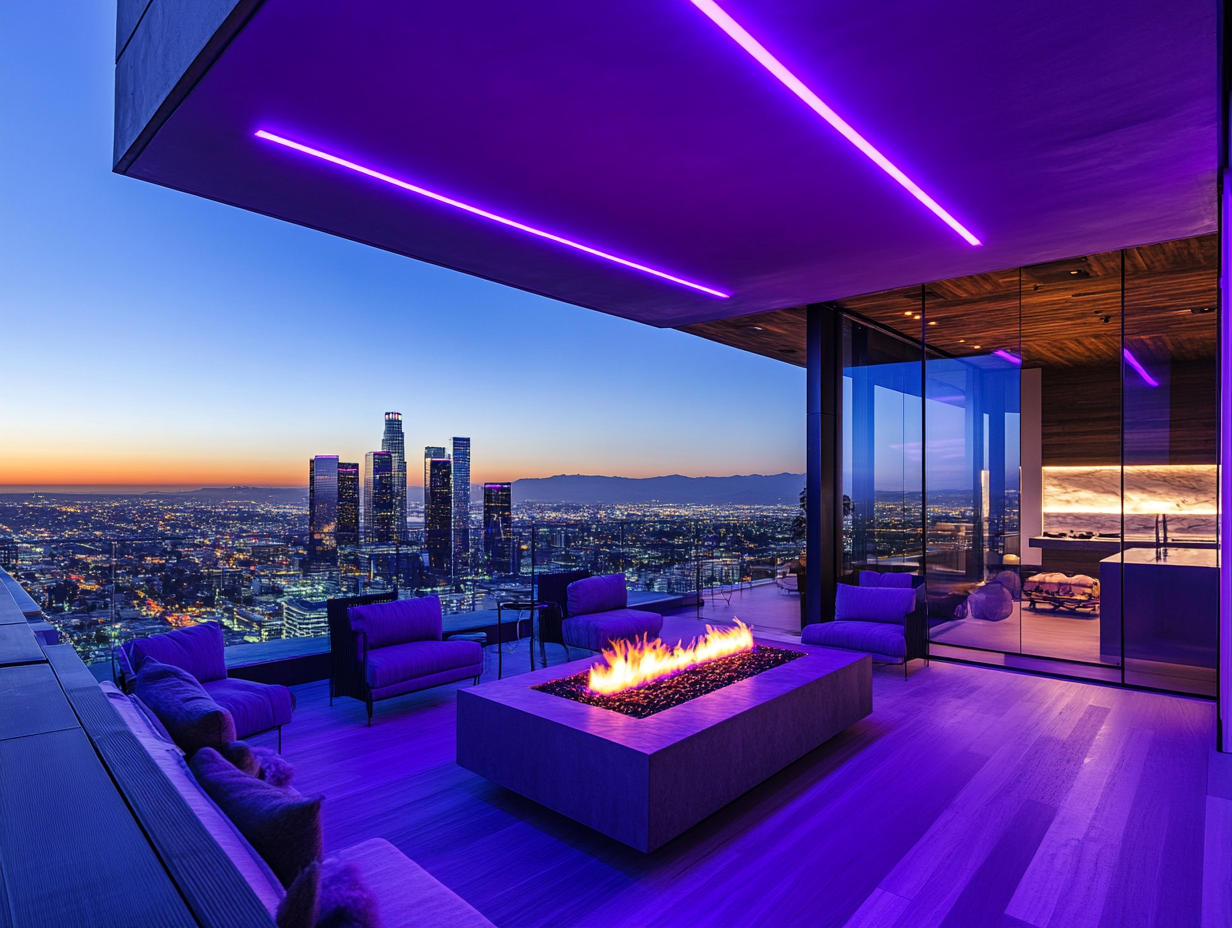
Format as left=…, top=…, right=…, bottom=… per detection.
left=254, top=130, right=729, bottom=299
left=689, top=0, right=982, bottom=247
left=1123, top=347, right=1159, bottom=387
left=993, top=350, right=1022, bottom=365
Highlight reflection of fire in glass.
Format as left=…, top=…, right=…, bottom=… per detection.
left=587, top=620, right=755, bottom=695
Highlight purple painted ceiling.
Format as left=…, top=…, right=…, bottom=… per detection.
left=125, top=0, right=1217, bottom=328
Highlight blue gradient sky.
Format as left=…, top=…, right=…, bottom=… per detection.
left=0, top=2, right=804, bottom=489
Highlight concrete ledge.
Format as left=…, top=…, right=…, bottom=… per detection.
left=457, top=641, right=871, bottom=852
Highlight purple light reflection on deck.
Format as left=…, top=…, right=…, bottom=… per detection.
left=254, top=130, right=729, bottom=298
left=689, top=0, right=982, bottom=247
left=1123, top=348, right=1159, bottom=387
left=993, top=350, right=1022, bottom=365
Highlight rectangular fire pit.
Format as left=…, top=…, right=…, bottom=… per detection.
left=456, top=639, right=871, bottom=852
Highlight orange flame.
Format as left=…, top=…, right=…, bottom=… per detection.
left=586, top=619, right=755, bottom=695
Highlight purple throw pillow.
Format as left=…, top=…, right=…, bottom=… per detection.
left=134, top=660, right=236, bottom=757
left=129, top=622, right=227, bottom=683
left=130, top=693, right=177, bottom=744
left=348, top=597, right=442, bottom=650
left=566, top=573, right=627, bottom=616
left=277, top=858, right=383, bottom=928
left=190, top=747, right=323, bottom=888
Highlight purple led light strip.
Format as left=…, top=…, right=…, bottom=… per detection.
left=1123, top=348, right=1159, bottom=387
left=254, top=131, right=728, bottom=299
left=690, top=0, right=981, bottom=247
left=993, top=350, right=1022, bottom=365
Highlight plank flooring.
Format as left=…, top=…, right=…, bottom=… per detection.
left=280, top=632, right=1226, bottom=928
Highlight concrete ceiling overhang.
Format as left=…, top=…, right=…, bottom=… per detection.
left=116, top=0, right=1217, bottom=330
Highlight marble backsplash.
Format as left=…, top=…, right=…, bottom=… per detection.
left=1041, top=465, right=1218, bottom=538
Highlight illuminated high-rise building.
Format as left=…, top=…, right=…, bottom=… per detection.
left=451, top=437, right=471, bottom=578
left=381, top=412, right=407, bottom=541
left=424, top=449, right=452, bottom=575
left=337, top=462, right=359, bottom=545
left=483, top=482, right=513, bottom=574
left=363, top=451, right=396, bottom=544
left=308, top=455, right=339, bottom=564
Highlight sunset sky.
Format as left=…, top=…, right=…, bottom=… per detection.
left=0, top=2, right=804, bottom=491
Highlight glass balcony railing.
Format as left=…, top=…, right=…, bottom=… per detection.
left=2, top=512, right=801, bottom=666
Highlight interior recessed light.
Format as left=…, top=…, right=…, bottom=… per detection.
left=958, top=339, right=965, bottom=342
left=973, top=345, right=981, bottom=349
left=1069, top=270, right=1080, bottom=275
left=913, top=314, right=920, bottom=319
left=752, top=325, right=764, bottom=330
left=904, top=311, right=913, bottom=316
left=928, top=321, right=937, bottom=326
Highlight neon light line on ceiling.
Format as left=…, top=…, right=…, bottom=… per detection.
left=1123, top=348, right=1159, bottom=387
left=993, top=350, right=1022, bottom=365
left=254, top=130, right=729, bottom=298
left=689, top=0, right=982, bottom=247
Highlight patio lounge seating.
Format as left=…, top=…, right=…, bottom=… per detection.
left=537, top=571, right=663, bottom=659
left=328, top=593, right=482, bottom=725
left=801, top=581, right=929, bottom=679
left=117, top=622, right=295, bottom=749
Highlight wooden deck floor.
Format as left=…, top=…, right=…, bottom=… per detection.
left=278, top=649, right=1229, bottom=928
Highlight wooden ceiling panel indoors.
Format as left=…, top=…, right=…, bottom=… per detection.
left=678, top=234, right=1217, bottom=368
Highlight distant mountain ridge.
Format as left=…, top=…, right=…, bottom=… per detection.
left=511, top=473, right=805, bottom=505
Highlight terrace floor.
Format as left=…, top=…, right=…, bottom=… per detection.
left=271, top=598, right=1231, bottom=928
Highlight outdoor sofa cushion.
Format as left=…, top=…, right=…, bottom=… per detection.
left=364, top=639, right=483, bottom=690
left=834, top=584, right=916, bottom=625
left=129, top=621, right=228, bottom=683
left=336, top=838, right=498, bottom=928
left=135, top=659, right=237, bottom=756
left=348, top=595, right=443, bottom=650
left=191, top=746, right=323, bottom=889
left=801, top=620, right=908, bottom=660
left=203, top=677, right=294, bottom=740
left=566, top=573, right=627, bottom=616
left=100, top=681, right=286, bottom=917
left=561, top=608, right=663, bottom=652
left=859, top=571, right=915, bottom=589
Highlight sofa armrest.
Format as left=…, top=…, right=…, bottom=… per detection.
left=904, top=602, right=929, bottom=662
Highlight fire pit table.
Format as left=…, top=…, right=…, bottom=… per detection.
left=456, top=636, right=871, bottom=852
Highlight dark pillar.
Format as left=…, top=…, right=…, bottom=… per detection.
left=806, top=304, right=842, bottom=627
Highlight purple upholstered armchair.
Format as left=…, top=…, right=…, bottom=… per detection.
left=329, top=594, right=483, bottom=725
left=801, top=582, right=929, bottom=679
left=116, top=621, right=295, bottom=749
left=558, top=573, right=663, bottom=658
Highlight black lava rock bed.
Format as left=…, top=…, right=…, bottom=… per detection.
left=532, top=646, right=807, bottom=718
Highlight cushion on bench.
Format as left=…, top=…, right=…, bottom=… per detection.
left=135, top=659, right=237, bottom=756
left=801, top=620, right=907, bottom=660
left=100, top=682, right=285, bottom=918
left=834, top=584, right=916, bottom=624
left=364, top=639, right=483, bottom=690
left=561, top=608, right=663, bottom=651
left=859, top=571, right=914, bottom=589
left=204, top=677, right=294, bottom=740
left=129, top=621, right=227, bottom=683
left=349, top=596, right=443, bottom=650
left=336, top=838, right=497, bottom=928
left=566, top=573, right=627, bottom=616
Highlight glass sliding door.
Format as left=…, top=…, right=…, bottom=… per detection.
left=841, top=314, right=923, bottom=579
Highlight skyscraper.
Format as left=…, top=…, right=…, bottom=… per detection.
left=363, top=451, right=396, bottom=544
left=483, top=482, right=513, bottom=575
left=308, top=456, right=338, bottom=564
left=451, top=437, right=471, bottom=578
left=337, top=462, right=359, bottom=545
left=381, top=413, right=407, bottom=541
left=424, top=449, right=452, bottom=575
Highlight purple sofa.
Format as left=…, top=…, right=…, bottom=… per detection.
left=560, top=573, right=663, bottom=655
left=333, top=595, right=483, bottom=725
left=118, top=621, right=295, bottom=748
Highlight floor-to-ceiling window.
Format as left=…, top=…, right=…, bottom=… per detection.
left=837, top=236, right=1218, bottom=695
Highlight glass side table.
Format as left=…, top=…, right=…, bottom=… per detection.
left=495, top=599, right=550, bottom=679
